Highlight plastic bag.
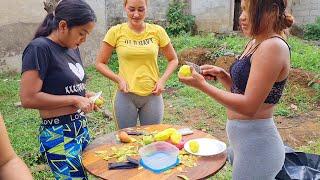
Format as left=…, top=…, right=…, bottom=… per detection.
left=275, top=152, right=320, bottom=180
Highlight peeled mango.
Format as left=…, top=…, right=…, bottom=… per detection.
left=170, top=132, right=182, bottom=145
left=154, top=128, right=178, bottom=141
left=189, top=140, right=200, bottom=153
left=178, top=65, right=192, bottom=77
left=95, top=97, right=105, bottom=107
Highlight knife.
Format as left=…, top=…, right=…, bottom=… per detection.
left=185, top=61, right=217, bottom=80
left=185, top=61, right=202, bottom=74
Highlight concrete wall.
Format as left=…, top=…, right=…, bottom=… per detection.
left=290, top=0, right=320, bottom=24
left=190, top=0, right=234, bottom=33
left=0, top=0, right=46, bottom=72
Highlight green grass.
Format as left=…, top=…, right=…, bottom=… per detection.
left=288, top=37, right=320, bottom=74
left=0, top=34, right=319, bottom=179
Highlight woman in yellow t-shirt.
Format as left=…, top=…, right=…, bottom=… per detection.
left=96, top=0, right=178, bottom=129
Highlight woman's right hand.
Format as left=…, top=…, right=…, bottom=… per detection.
left=117, top=77, right=129, bottom=93
left=74, top=96, right=94, bottom=113
left=201, top=65, right=228, bottom=80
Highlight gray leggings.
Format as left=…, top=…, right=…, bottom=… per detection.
left=227, top=118, right=285, bottom=180
left=114, top=91, right=163, bottom=129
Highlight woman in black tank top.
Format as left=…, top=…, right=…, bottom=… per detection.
left=179, top=0, right=294, bottom=179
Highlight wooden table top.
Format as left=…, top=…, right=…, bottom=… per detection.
left=83, top=124, right=227, bottom=180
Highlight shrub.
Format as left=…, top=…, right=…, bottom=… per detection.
left=304, top=17, right=320, bottom=41
left=166, top=0, right=195, bottom=36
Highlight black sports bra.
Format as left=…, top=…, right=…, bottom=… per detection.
left=229, top=36, right=290, bottom=104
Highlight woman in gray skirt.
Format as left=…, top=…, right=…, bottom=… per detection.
left=179, top=0, right=294, bottom=179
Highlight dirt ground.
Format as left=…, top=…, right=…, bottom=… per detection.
left=176, top=48, right=320, bottom=149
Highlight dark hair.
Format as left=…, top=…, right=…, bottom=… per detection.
left=34, top=0, right=97, bottom=39
left=248, top=0, right=294, bottom=36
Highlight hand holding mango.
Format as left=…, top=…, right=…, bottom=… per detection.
left=178, top=65, right=192, bottom=77
left=94, top=97, right=105, bottom=108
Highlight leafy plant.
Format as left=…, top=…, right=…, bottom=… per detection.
left=166, top=0, right=195, bottom=36
left=304, top=17, right=320, bottom=41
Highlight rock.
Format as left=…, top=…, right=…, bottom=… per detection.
left=14, top=102, right=22, bottom=107
left=103, top=109, right=113, bottom=121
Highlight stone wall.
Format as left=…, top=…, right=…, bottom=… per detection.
left=190, top=0, right=234, bottom=33
left=290, top=0, right=320, bottom=24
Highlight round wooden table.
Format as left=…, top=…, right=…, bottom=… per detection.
left=83, top=124, right=227, bottom=180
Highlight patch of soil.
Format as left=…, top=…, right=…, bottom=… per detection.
left=288, top=68, right=320, bottom=88
left=178, top=48, right=216, bottom=65
left=276, top=110, right=320, bottom=148
left=214, top=55, right=236, bottom=72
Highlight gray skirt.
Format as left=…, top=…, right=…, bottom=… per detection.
left=227, top=118, right=285, bottom=180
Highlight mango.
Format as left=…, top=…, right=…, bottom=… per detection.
left=178, top=65, right=192, bottom=77
left=170, top=132, right=182, bottom=145
left=142, top=135, right=154, bottom=145
left=95, top=97, right=105, bottom=107
left=189, top=140, right=200, bottom=153
left=118, top=131, right=132, bottom=143
left=154, top=131, right=170, bottom=141
left=154, top=128, right=178, bottom=141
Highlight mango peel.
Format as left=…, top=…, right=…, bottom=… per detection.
left=178, top=65, right=192, bottom=77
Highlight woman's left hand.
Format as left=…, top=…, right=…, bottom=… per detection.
left=152, top=79, right=165, bottom=96
left=179, top=67, right=207, bottom=89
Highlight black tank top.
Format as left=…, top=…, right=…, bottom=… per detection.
left=229, top=36, right=290, bottom=104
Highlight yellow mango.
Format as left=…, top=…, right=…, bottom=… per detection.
left=170, top=132, right=182, bottom=145
left=95, top=98, right=104, bottom=107
left=178, top=65, right=192, bottom=77
left=189, top=140, right=199, bottom=153
left=163, top=128, right=177, bottom=136
left=154, top=131, right=170, bottom=141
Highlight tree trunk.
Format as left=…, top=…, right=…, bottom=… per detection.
left=43, top=0, right=60, bottom=14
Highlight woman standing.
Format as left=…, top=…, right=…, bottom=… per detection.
left=179, top=0, right=293, bottom=179
left=96, top=0, right=178, bottom=129
left=20, top=0, right=97, bottom=179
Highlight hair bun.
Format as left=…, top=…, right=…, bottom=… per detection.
left=283, top=13, right=294, bottom=28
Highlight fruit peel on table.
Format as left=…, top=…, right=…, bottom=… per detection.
left=178, top=65, right=192, bottom=77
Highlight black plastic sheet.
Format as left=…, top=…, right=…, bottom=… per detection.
left=276, top=152, right=320, bottom=180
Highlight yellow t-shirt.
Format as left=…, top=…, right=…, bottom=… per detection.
left=103, top=23, right=170, bottom=96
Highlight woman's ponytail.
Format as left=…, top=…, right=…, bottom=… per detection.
left=33, top=13, right=56, bottom=39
